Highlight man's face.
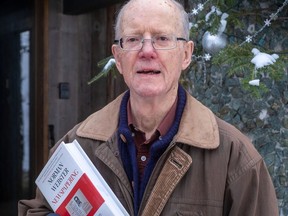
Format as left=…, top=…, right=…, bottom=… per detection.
left=112, top=0, right=193, bottom=99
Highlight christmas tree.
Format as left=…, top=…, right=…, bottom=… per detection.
left=185, top=0, right=287, bottom=97
left=90, top=0, right=287, bottom=97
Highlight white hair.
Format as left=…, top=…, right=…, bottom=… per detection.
left=114, top=0, right=190, bottom=40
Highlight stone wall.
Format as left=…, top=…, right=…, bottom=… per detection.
left=185, top=0, right=288, bottom=212
left=187, top=64, right=287, bottom=214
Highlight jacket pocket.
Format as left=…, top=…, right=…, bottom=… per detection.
left=160, top=198, right=223, bottom=216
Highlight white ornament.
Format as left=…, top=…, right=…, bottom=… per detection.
left=197, top=3, right=204, bottom=11
left=205, top=6, right=222, bottom=22
left=247, top=24, right=255, bottom=34
left=264, top=19, right=271, bottom=26
left=270, top=13, right=277, bottom=20
left=202, top=13, right=229, bottom=55
left=245, top=35, right=253, bottom=43
left=249, top=79, right=260, bottom=86
left=251, top=48, right=279, bottom=69
left=204, top=53, right=212, bottom=61
left=192, top=8, right=198, bottom=15
left=202, top=32, right=227, bottom=55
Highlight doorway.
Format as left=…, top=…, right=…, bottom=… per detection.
left=0, top=30, right=31, bottom=216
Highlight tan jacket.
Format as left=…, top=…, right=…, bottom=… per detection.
left=18, top=92, right=279, bottom=216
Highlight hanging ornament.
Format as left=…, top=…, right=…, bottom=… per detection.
left=202, top=12, right=229, bottom=55
left=247, top=24, right=255, bottom=34
left=202, top=32, right=227, bottom=55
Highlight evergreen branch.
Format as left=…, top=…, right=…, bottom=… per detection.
left=88, top=56, right=117, bottom=85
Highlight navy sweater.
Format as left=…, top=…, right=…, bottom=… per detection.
left=118, top=85, right=186, bottom=215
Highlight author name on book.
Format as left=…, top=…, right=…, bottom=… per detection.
left=47, top=162, right=80, bottom=204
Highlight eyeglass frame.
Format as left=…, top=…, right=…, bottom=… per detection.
left=114, top=34, right=188, bottom=51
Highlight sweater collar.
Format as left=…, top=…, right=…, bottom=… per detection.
left=76, top=90, right=219, bottom=149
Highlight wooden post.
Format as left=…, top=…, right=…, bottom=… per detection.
left=30, top=0, right=49, bottom=191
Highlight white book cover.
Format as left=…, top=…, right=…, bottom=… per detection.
left=36, top=140, right=129, bottom=216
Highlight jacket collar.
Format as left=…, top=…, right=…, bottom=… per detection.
left=175, top=93, right=219, bottom=149
left=76, top=91, right=219, bottom=149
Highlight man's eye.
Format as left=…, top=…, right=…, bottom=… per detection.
left=156, top=36, right=170, bottom=41
left=126, top=37, right=140, bottom=43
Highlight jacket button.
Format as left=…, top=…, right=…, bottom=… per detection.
left=120, top=134, right=127, bottom=143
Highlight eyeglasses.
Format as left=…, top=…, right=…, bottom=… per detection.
left=114, top=34, right=187, bottom=51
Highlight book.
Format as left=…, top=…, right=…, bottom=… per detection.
left=36, top=139, right=130, bottom=216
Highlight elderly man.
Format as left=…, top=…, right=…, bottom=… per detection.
left=19, top=0, right=279, bottom=215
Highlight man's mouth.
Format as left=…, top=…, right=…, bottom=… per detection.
left=137, top=70, right=161, bottom=74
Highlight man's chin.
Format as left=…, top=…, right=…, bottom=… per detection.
left=133, top=87, right=164, bottom=98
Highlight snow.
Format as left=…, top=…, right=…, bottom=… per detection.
left=249, top=79, right=260, bottom=86
left=251, top=48, right=279, bottom=69
left=104, top=58, right=115, bottom=70
left=259, top=109, right=268, bottom=120
left=20, top=31, right=30, bottom=172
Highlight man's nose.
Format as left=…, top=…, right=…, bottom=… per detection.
left=141, top=38, right=155, bottom=51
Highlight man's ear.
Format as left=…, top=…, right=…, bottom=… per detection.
left=182, top=40, right=194, bottom=70
left=112, top=44, right=123, bottom=74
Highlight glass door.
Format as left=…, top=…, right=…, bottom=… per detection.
left=0, top=29, right=31, bottom=216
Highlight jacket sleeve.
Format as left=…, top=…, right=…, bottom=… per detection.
left=18, top=187, right=53, bottom=216
left=18, top=124, right=80, bottom=216
left=223, top=159, right=279, bottom=216
left=18, top=124, right=81, bottom=216
left=18, top=142, right=62, bottom=216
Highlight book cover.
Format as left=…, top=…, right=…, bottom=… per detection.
left=36, top=140, right=129, bottom=216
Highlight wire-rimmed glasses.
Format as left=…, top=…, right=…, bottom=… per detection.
left=114, top=34, right=187, bottom=51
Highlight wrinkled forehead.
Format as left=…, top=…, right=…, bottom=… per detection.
left=119, top=0, right=182, bottom=35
